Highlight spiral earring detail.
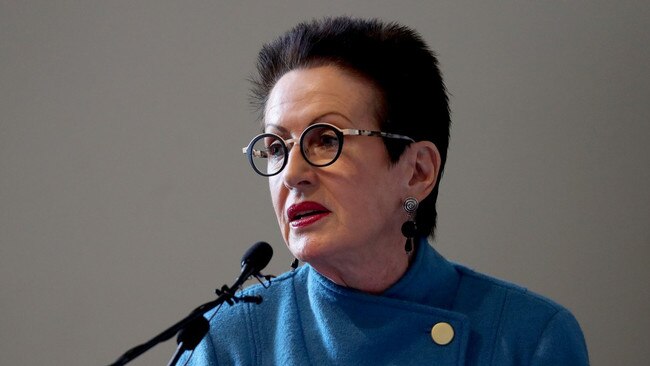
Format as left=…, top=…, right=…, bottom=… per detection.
left=401, top=197, right=419, bottom=254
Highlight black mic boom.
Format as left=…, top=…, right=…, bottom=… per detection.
left=108, top=241, right=274, bottom=366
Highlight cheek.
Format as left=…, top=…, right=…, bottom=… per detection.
left=268, top=178, right=285, bottom=219
left=331, top=167, right=390, bottom=213
left=343, top=163, right=403, bottom=217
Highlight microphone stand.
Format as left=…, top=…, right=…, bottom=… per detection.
left=108, top=283, right=263, bottom=366
left=108, top=241, right=273, bottom=366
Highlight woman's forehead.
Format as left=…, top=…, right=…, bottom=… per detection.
left=263, top=65, right=381, bottom=131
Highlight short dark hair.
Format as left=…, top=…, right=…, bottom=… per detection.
left=251, top=16, right=450, bottom=238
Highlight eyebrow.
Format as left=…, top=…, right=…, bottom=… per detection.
left=263, top=123, right=288, bottom=134
left=263, top=112, right=351, bottom=134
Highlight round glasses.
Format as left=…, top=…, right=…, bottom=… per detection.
left=242, top=123, right=415, bottom=176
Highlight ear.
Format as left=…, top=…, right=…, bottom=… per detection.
left=405, top=141, right=441, bottom=201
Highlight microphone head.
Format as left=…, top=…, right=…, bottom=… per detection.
left=241, top=241, right=273, bottom=274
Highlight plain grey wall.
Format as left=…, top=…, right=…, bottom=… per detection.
left=1, top=1, right=648, bottom=365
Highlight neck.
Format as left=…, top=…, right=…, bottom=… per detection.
left=309, top=238, right=416, bottom=294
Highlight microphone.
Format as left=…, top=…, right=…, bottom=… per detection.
left=232, top=241, right=273, bottom=290
left=108, top=241, right=274, bottom=366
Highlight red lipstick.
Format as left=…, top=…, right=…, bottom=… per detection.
left=287, top=201, right=331, bottom=228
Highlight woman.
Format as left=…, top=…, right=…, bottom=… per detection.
left=181, top=17, right=588, bottom=365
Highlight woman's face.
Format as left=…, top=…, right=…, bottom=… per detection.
left=264, top=65, right=410, bottom=273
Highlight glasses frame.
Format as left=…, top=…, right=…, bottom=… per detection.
left=242, top=122, right=415, bottom=177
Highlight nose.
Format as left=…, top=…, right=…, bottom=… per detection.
left=281, top=142, right=316, bottom=190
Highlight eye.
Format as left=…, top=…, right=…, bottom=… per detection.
left=266, top=140, right=285, bottom=158
left=253, top=135, right=285, bottom=160
left=306, top=127, right=339, bottom=151
left=318, top=131, right=339, bottom=147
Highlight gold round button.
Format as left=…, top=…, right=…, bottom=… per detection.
left=431, top=322, right=454, bottom=345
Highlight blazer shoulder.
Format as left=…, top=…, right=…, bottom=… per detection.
left=451, top=263, right=588, bottom=365
left=453, top=263, right=567, bottom=316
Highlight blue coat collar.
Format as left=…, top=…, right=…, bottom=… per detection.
left=307, top=237, right=460, bottom=309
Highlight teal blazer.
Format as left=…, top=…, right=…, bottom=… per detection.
left=180, top=238, right=588, bottom=365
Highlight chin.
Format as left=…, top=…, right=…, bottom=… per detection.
left=288, top=235, right=340, bottom=264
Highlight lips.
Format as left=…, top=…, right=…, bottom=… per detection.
left=287, top=201, right=331, bottom=227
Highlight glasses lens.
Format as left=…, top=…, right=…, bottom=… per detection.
left=302, top=125, right=341, bottom=166
left=250, top=134, right=286, bottom=176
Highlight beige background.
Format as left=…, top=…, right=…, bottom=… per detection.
left=2, top=1, right=648, bottom=365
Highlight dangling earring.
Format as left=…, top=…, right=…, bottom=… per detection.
left=290, top=258, right=299, bottom=270
left=401, top=197, right=418, bottom=254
